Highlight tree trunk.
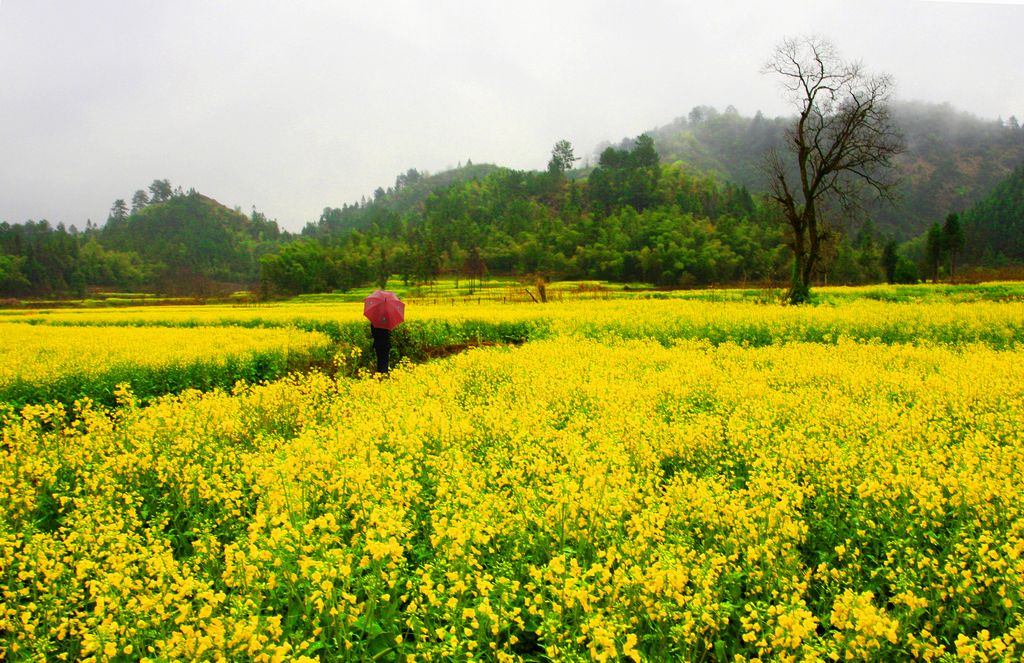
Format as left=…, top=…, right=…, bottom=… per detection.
left=789, top=251, right=812, bottom=304
left=787, top=213, right=814, bottom=304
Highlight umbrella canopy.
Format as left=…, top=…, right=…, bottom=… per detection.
left=363, top=290, right=405, bottom=330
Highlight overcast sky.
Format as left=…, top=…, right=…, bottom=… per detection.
left=1, top=0, right=1022, bottom=232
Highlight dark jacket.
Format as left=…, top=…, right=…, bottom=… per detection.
left=370, top=324, right=391, bottom=372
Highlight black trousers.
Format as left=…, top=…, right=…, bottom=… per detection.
left=370, top=325, right=391, bottom=373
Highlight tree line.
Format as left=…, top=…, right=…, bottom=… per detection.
left=0, top=146, right=1014, bottom=300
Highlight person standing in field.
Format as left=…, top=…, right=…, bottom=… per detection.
left=363, top=290, right=404, bottom=375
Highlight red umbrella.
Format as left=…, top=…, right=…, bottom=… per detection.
left=363, top=290, right=405, bottom=330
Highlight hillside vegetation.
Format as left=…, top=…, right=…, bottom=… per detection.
left=638, top=102, right=1024, bottom=240
left=1, top=102, right=1023, bottom=299
left=267, top=137, right=786, bottom=295
left=0, top=190, right=282, bottom=297
left=963, top=161, right=1024, bottom=264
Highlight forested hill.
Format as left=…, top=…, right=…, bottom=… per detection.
left=0, top=186, right=284, bottom=297
left=264, top=137, right=791, bottom=294
left=962, top=161, right=1024, bottom=264
left=305, top=163, right=500, bottom=237
left=629, top=102, right=1024, bottom=239
left=101, top=191, right=283, bottom=291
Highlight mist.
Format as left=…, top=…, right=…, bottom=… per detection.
left=1, top=0, right=1021, bottom=232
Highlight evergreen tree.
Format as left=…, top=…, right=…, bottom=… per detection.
left=881, top=240, right=899, bottom=284
left=131, top=189, right=150, bottom=214
left=926, top=223, right=944, bottom=282
left=148, top=179, right=173, bottom=203
left=109, top=199, right=128, bottom=223
left=941, top=212, right=965, bottom=278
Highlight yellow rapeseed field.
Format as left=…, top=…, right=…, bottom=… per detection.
left=0, top=322, right=334, bottom=409
left=2, top=294, right=1024, bottom=661
left=8, top=296, right=1024, bottom=347
left=0, top=323, right=332, bottom=386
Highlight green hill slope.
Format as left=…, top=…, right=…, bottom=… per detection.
left=306, top=163, right=501, bottom=237
left=102, top=192, right=282, bottom=290
left=962, top=160, right=1024, bottom=263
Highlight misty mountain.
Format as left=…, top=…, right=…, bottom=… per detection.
left=615, top=101, right=1024, bottom=239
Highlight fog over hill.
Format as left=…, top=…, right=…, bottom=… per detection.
left=603, top=101, right=1024, bottom=240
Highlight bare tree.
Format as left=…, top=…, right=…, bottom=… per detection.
left=763, top=36, right=904, bottom=303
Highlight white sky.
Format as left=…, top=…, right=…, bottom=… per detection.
left=1, top=0, right=1022, bottom=232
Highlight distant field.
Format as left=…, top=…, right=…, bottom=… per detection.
left=6, top=284, right=1024, bottom=347
left=2, top=284, right=1024, bottom=661
left=6, top=279, right=1024, bottom=313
